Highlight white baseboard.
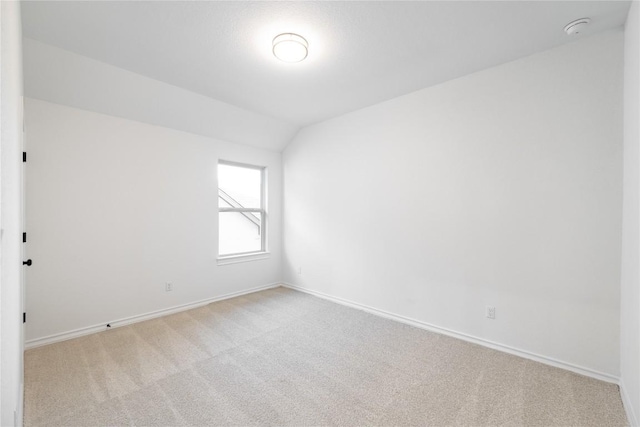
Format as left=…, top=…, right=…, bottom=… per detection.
left=620, top=378, right=639, bottom=427
left=282, top=283, right=619, bottom=385
left=25, top=282, right=280, bottom=350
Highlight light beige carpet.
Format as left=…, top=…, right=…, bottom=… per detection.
left=24, top=286, right=628, bottom=426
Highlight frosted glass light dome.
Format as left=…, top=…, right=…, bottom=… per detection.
left=272, top=33, right=308, bottom=63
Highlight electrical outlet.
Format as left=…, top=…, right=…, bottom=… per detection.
left=297, top=267, right=302, bottom=275
left=486, top=306, right=496, bottom=320
left=165, top=282, right=173, bottom=292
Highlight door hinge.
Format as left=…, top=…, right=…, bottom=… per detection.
left=22, top=152, right=26, bottom=162
left=23, top=232, right=26, bottom=243
left=23, top=312, right=26, bottom=324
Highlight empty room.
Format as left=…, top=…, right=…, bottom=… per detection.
left=0, top=0, right=639, bottom=426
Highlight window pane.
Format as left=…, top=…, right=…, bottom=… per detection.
left=218, top=163, right=261, bottom=209
left=219, top=211, right=262, bottom=255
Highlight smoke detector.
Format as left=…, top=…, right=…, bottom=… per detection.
left=564, top=18, right=591, bottom=35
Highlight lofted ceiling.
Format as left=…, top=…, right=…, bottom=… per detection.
left=22, top=1, right=630, bottom=138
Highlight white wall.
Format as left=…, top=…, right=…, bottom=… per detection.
left=621, top=1, right=640, bottom=424
left=283, top=30, right=624, bottom=377
left=0, top=1, right=24, bottom=425
left=24, top=98, right=282, bottom=343
left=22, top=38, right=298, bottom=152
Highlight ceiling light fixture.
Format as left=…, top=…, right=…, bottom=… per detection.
left=272, top=33, right=308, bottom=63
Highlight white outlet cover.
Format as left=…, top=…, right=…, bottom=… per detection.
left=486, top=306, right=496, bottom=319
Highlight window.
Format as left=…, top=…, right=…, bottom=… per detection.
left=218, top=161, right=266, bottom=257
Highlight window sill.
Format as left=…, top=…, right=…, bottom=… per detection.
left=217, top=252, right=271, bottom=266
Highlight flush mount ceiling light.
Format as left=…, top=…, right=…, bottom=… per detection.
left=272, top=33, right=308, bottom=63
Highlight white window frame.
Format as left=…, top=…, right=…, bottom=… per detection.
left=217, top=160, right=267, bottom=260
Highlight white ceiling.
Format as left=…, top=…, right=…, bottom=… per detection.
left=22, top=1, right=630, bottom=129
